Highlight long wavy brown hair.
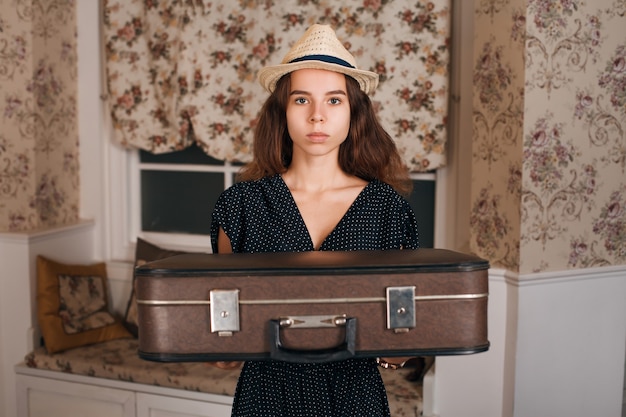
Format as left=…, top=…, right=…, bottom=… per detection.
left=237, top=73, right=413, bottom=196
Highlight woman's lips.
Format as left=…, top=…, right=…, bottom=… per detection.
left=307, top=132, right=329, bottom=142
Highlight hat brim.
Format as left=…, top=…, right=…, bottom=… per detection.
left=258, top=60, right=379, bottom=95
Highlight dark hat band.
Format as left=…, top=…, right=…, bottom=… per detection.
left=288, top=54, right=355, bottom=69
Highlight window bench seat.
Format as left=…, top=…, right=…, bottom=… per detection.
left=16, top=338, right=423, bottom=416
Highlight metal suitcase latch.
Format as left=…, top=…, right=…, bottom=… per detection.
left=386, top=286, right=416, bottom=333
left=278, top=314, right=347, bottom=328
left=210, top=289, right=240, bottom=336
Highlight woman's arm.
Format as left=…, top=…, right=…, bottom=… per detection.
left=217, top=227, right=233, bottom=253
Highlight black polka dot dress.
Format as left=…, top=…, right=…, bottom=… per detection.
left=210, top=174, right=419, bottom=417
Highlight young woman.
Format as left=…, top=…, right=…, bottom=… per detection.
left=210, top=24, right=419, bottom=417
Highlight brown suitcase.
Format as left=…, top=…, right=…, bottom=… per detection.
left=135, top=249, right=489, bottom=363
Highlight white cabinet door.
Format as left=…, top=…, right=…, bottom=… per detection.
left=16, top=374, right=134, bottom=417
left=137, top=392, right=232, bottom=417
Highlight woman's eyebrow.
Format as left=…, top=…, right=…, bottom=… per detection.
left=289, top=90, right=310, bottom=96
left=289, top=89, right=347, bottom=96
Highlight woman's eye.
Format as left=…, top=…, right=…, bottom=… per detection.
left=295, top=97, right=308, bottom=104
left=329, top=97, right=341, bottom=105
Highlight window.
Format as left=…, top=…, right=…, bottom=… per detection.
left=135, top=143, right=436, bottom=251
left=138, top=145, right=239, bottom=236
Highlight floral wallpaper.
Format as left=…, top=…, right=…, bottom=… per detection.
left=0, top=1, right=79, bottom=232
left=102, top=0, right=451, bottom=172
left=470, top=0, right=626, bottom=273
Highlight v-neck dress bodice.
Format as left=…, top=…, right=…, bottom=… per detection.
left=209, top=174, right=419, bottom=417
left=210, top=174, right=419, bottom=253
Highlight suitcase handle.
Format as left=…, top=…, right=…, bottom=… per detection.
left=269, top=317, right=356, bottom=363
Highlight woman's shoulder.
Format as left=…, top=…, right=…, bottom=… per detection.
left=360, top=179, right=414, bottom=216
left=219, top=174, right=282, bottom=200
left=366, top=179, right=408, bottom=201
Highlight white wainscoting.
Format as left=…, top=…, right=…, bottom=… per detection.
left=433, top=265, right=626, bottom=417
left=0, top=221, right=96, bottom=417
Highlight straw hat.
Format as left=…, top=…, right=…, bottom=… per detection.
left=257, top=24, right=379, bottom=95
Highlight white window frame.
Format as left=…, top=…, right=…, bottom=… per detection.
left=105, top=141, right=438, bottom=261
left=132, top=152, right=239, bottom=251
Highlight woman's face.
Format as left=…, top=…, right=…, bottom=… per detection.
left=286, top=68, right=351, bottom=161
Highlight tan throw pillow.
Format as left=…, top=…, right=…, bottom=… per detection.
left=36, top=255, right=132, bottom=353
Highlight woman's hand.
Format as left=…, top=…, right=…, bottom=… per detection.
left=376, top=356, right=413, bottom=369
left=207, top=361, right=243, bottom=370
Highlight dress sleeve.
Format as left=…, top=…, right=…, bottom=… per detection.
left=400, top=199, right=420, bottom=250
left=210, top=184, right=244, bottom=253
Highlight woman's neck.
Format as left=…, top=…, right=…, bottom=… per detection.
left=282, top=160, right=350, bottom=192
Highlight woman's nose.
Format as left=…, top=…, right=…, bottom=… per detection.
left=309, top=105, right=325, bottom=123
left=309, top=113, right=324, bottom=123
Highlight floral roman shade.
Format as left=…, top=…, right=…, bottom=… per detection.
left=102, top=0, right=450, bottom=172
